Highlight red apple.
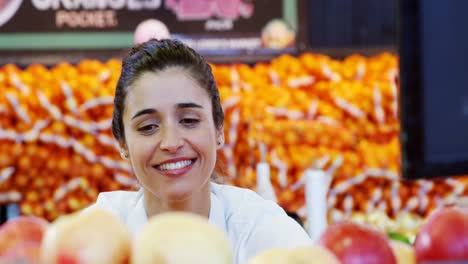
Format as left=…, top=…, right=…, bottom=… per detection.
left=0, top=241, right=42, bottom=264
left=414, top=206, right=468, bottom=261
left=0, top=216, right=48, bottom=256
left=318, top=221, right=396, bottom=264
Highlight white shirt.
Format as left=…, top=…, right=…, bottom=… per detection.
left=90, top=182, right=313, bottom=264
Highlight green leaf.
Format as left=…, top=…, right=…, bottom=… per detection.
left=388, top=232, right=411, bottom=245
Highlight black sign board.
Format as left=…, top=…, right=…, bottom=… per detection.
left=0, top=0, right=305, bottom=58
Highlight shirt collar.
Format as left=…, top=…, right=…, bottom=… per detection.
left=126, top=188, right=147, bottom=236
left=125, top=183, right=227, bottom=236
left=208, top=182, right=228, bottom=234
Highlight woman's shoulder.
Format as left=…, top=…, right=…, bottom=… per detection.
left=210, top=182, right=286, bottom=222
left=210, top=182, right=312, bottom=262
left=210, top=182, right=267, bottom=205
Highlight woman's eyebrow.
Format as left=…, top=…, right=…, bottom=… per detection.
left=131, top=108, right=157, bottom=120
left=131, top=103, right=202, bottom=120
left=177, top=102, right=203, bottom=109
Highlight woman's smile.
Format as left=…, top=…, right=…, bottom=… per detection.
left=152, top=157, right=198, bottom=178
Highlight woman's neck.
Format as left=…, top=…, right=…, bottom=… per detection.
left=143, top=182, right=211, bottom=219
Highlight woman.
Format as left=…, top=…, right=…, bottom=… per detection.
left=93, top=39, right=312, bottom=263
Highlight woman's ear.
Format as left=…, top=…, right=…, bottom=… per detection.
left=216, top=128, right=224, bottom=149
left=118, top=142, right=129, bottom=160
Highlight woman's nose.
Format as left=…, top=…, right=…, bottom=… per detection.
left=159, top=125, right=183, bottom=153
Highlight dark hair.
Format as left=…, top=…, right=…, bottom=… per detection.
left=112, top=39, right=224, bottom=144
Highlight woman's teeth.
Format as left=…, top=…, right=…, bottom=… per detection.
left=157, top=160, right=193, bottom=171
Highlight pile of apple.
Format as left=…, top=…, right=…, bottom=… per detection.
left=0, top=208, right=232, bottom=264
left=1, top=206, right=467, bottom=264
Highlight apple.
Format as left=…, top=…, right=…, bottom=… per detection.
left=132, top=212, right=232, bottom=264
left=290, top=246, right=341, bottom=264
left=414, top=206, right=468, bottom=261
left=0, top=216, right=48, bottom=257
left=247, top=248, right=290, bottom=264
left=0, top=242, right=42, bottom=264
left=247, top=245, right=339, bottom=264
left=318, top=221, right=396, bottom=264
left=40, top=207, right=131, bottom=264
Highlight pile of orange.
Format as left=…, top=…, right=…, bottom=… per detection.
left=0, top=60, right=136, bottom=220
left=212, top=53, right=467, bottom=219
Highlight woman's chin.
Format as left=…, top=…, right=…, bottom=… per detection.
left=143, top=180, right=191, bottom=201
left=165, top=192, right=192, bottom=202
left=162, top=186, right=194, bottom=202
left=143, top=180, right=208, bottom=203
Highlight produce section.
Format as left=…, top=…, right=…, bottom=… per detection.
left=1, top=207, right=467, bottom=263
left=2, top=0, right=468, bottom=262
left=1, top=54, right=468, bottom=236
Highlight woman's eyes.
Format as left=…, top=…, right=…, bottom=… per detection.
left=180, top=118, right=200, bottom=127
left=136, top=119, right=199, bottom=133
left=137, top=124, right=158, bottom=133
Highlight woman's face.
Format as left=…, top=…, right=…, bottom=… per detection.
left=121, top=67, right=222, bottom=201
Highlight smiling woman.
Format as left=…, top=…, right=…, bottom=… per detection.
left=87, top=39, right=312, bottom=264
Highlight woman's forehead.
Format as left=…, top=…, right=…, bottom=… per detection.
left=125, top=68, right=211, bottom=112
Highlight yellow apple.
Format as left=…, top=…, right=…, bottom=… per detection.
left=132, top=212, right=232, bottom=264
